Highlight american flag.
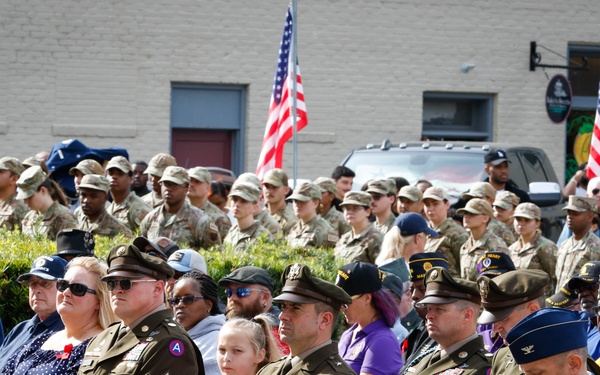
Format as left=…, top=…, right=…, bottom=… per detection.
left=256, top=6, right=308, bottom=179
left=587, top=82, right=600, bottom=179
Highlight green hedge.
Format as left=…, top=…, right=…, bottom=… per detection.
left=0, top=230, right=345, bottom=336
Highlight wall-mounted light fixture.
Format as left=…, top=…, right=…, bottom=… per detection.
left=461, top=63, right=475, bottom=73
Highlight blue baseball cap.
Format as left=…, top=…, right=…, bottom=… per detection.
left=17, top=255, right=68, bottom=281
left=394, top=213, right=438, bottom=237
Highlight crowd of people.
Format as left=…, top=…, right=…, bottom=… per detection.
left=0, top=147, right=599, bottom=374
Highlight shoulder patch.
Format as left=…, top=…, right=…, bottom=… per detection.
left=169, top=340, right=185, bottom=357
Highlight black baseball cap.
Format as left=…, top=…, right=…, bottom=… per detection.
left=218, top=266, right=274, bottom=293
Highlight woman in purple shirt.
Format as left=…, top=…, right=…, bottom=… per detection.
left=335, top=261, right=403, bottom=375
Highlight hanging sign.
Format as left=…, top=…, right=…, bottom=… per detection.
left=545, top=74, right=572, bottom=123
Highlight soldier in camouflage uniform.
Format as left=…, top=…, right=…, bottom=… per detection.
left=69, top=158, right=105, bottom=212
left=422, top=186, right=469, bottom=277
left=286, top=182, right=338, bottom=248
left=0, top=157, right=28, bottom=230
left=141, top=153, right=177, bottom=208
left=187, top=166, right=232, bottom=240
left=314, top=177, right=351, bottom=237
left=509, top=203, right=558, bottom=296
left=77, top=174, right=133, bottom=238
left=555, top=195, right=600, bottom=292
left=140, top=166, right=221, bottom=249
left=493, top=191, right=520, bottom=240
left=334, top=191, right=384, bottom=264
left=397, top=185, right=424, bottom=215
left=367, top=178, right=397, bottom=234
left=18, top=166, right=78, bottom=240
left=262, top=168, right=298, bottom=236
left=457, top=198, right=508, bottom=281
left=106, top=156, right=151, bottom=233
left=224, top=182, right=272, bottom=249
left=236, top=172, right=282, bottom=237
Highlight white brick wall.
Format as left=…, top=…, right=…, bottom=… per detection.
left=2, top=0, right=598, bottom=183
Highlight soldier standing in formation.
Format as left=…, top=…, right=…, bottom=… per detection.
left=187, top=166, right=232, bottom=239
left=224, top=182, right=272, bottom=249
left=366, top=179, right=397, bottom=234
left=314, top=177, right=351, bottom=237
left=141, top=153, right=177, bottom=208
left=262, top=168, right=298, bottom=236
left=0, top=157, right=28, bottom=230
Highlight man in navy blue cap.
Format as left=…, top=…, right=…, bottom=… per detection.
left=483, top=148, right=529, bottom=203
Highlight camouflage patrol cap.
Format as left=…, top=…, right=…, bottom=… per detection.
left=145, top=153, right=177, bottom=177
left=562, top=195, right=597, bottom=213
left=416, top=267, right=481, bottom=306
left=16, top=166, right=46, bottom=199
left=366, top=179, right=395, bottom=195
left=78, top=174, right=110, bottom=194
left=229, top=182, right=260, bottom=203
left=159, top=166, right=189, bottom=185
left=340, top=191, right=372, bottom=208
left=476, top=251, right=516, bottom=277
left=106, top=156, right=132, bottom=174
left=236, top=173, right=261, bottom=188
left=313, top=177, right=338, bottom=194
left=287, top=182, right=322, bottom=202
left=103, top=243, right=175, bottom=281
left=22, top=156, right=44, bottom=169
left=408, top=253, right=449, bottom=282
left=54, top=229, right=95, bottom=258
left=512, top=203, right=541, bottom=220
left=0, top=156, right=25, bottom=176
left=273, top=263, right=351, bottom=310
left=188, top=166, right=212, bottom=184
left=457, top=198, right=494, bottom=217
left=69, top=159, right=104, bottom=176
left=263, top=168, right=289, bottom=187
left=493, top=191, right=520, bottom=209
left=461, top=182, right=496, bottom=200
left=546, top=277, right=579, bottom=308
left=422, top=186, right=450, bottom=202
left=477, top=269, right=549, bottom=324
left=397, top=185, right=423, bottom=202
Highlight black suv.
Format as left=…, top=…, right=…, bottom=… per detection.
left=340, top=140, right=565, bottom=241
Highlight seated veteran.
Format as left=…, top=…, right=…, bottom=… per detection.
left=546, top=277, right=581, bottom=310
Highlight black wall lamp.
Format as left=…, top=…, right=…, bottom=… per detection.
left=529, top=41, right=588, bottom=72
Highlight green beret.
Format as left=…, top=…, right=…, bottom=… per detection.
left=103, top=244, right=175, bottom=281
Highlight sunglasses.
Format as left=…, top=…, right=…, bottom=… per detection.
left=105, top=279, right=157, bottom=291
left=370, top=193, right=384, bottom=201
left=56, top=279, right=96, bottom=297
left=593, top=189, right=600, bottom=196
left=168, top=295, right=205, bottom=306
left=225, top=288, right=266, bottom=299
left=23, top=279, right=55, bottom=289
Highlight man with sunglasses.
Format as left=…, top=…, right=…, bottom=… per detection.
left=79, top=243, right=203, bottom=374
left=366, top=179, right=397, bottom=234
left=0, top=255, right=68, bottom=369
left=567, top=261, right=600, bottom=361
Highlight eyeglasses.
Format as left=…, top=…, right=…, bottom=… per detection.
left=167, top=295, right=205, bottom=306
left=56, top=279, right=97, bottom=297
left=105, top=279, right=157, bottom=291
left=225, top=288, right=266, bottom=299
left=23, top=279, right=55, bottom=289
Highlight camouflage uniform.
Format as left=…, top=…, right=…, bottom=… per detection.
left=141, top=191, right=163, bottom=208
left=287, top=216, right=339, bottom=248
left=224, top=221, right=272, bottom=250
left=200, top=199, right=232, bottom=240
left=334, top=224, right=383, bottom=264
left=271, top=205, right=298, bottom=236
left=322, top=206, right=351, bottom=237
left=510, top=232, right=558, bottom=296
left=78, top=210, right=133, bottom=238
left=459, top=230, right=508, bottom=281
left=488, top=218, right=516, bottom=246
left=140, top=201, right=221, bottom=250
left=107, top=191, right=151, bottom=233
left=424, top=218, right=469, bottom=277
left=255, top=209, right=282, bottom=237
left=21, top=201, right=78, bottom=240
left=555, top=229, right=600, bottom=293
left=0, top=193, right=28, bottom=230
left=374, top=213, right=396, bottom=234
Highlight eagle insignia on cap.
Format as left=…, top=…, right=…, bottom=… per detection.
left=288, top=263, right=301, bottom=280
left=479, top=280, right=489, bottom=299
left=423, top=262, right=432, bottom=271
left=430, top=269, right=438, bottom=280
left=34, top=258, right=47, bottom=268
left=84, top=232, right=94, bottom=246
left=116, top=246, right=126, bottom=256
left=482, top=258, right=492, bottom=268
left=521, top=345, right=534, bottom=355
left=581, top=265, right=588, bottom=275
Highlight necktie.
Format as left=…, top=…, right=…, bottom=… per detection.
left=116, top=324, right=129, bottom=341
left=279, top=358, right=294, bottom=375
left=429, top=350, right=442, bottom=365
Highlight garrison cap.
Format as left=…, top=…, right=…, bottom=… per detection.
left=340, top=191, right=372, bottom=208
left=0, top=157, right=25, bottom=176
left=422, top=186, right=450, bottom=202
left=416, top=267, right=481, bottom=306
left=562, top=195, right=597, bottom=213
left=159, top=166, right=189, bottom=185
left=382, top=273, right=405, bottom=299
left=484, top=148, right=510, bottom=166
left=133, top=236, right=180, bottom=261
left=476, top=251, right=516, bottom=277
left=236, top=173, right=261, bottom=188
left=69, top=159, right=104, bottom=176
left=103, top=243, right=174, bottom=281
left=461, top=182, right=496, bottom=200
left=506, top=308, right=588, bottom=364
left=218, top=266, right=274, bottom=293
left=145, top=153, right=177, bottom=177
left=188, top=166, right=212, bottom=184
left=287, top=182, right=321, bottom=202
left=567, top=261, right=600, bottom=291
left=457, top=198, right=494, bottom=217
left=79, top=174, right=110, bottom=193
left=409, top=253, right=448, bottom=282
left=397, top=185, right=423, bottom=202
left=335, top=261, right=383, bottom=296
left=366, top=179, right=395, bottom=195
left=16, top=166, right=46, bottom=200
left=394, top=212, right=438, bottom=237
left=313, top=177, right=338, bottom=194
left=512, top=202, right=541, bottom=220
left=229, top=182, right=260, bottom=203
left=379, top=258, right=410, bottom=283
left=106, top=156, right=132, bottom=174
left=18, top=255, right=68, bottom=282
left=546, top=277, right=579, bottom=308
left=54, top=229, right=95, bottom=258
left=477, top=269, right=549, bottom=324
left=274, top=263, right=351, bottom=310
left=493, top=191, right=520, bottom=209
left=263, top=168, right=288, bottom=187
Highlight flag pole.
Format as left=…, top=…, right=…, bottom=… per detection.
left=291, top=0, right=299, bottom=186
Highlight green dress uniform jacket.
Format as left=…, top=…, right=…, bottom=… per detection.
left=107, top=191, right=151, bottom=233
left=256, top=342, right=355, bottom=375
left=490, top=346, right=519, bottom=375
left=406, top=336, right=492, bottom=375
left=78, top=309, right=203, bottom=375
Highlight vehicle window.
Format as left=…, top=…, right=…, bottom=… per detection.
left=515, top=151, right=550, bottom=186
